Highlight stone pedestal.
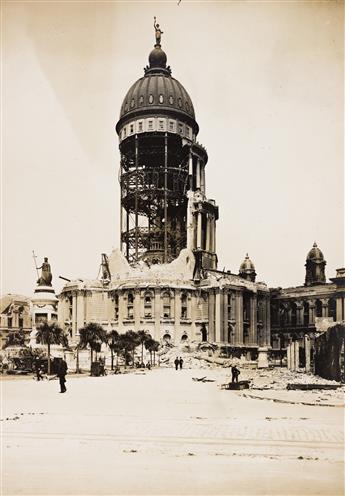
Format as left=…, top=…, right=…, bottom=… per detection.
left=32, top=285, right=58, bottom=330
left=257, top=347, right=269, bottom=368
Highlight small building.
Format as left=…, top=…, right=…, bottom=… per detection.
left=0, top=294, right=32, bottom=348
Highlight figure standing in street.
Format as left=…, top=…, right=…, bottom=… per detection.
left=57, top=358, right=68, bottom=393
left=34, top=358, right=43, bottom=381
left=231, top=365, right=240, bottom=383
left=174, top=357, right=179, bottom=370
left=179, top=357, right=184, bottom=370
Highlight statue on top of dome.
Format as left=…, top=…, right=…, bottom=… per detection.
left=154, top=17, right=163, bottom=46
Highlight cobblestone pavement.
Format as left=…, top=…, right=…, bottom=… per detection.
left=2, top=368, right=344, bottom=495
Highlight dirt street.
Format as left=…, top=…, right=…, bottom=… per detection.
left=2, top=368, right=344, bottom=495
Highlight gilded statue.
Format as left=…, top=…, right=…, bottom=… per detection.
left=154, top=17, right=163, bottom=46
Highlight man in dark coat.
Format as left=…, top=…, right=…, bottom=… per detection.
left=57, top=358, right=68, bottom=393
left=231, top=365, right=240, bottom=383
left=174, top=357, right=179, bottom=371
left=179, top=357, right=184, bottom=370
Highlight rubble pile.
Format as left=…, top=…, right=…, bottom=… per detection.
left=245, top=368, right=342, bottom=391
left=158, top=344, right=255, bottom=370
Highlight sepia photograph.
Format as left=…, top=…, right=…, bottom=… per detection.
left=1, top=1, right=344, bottom=495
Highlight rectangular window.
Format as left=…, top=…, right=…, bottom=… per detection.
left=138, top=121, right=143, bottom=132
left=169, top=120, right=174, bottom=131
left=158, top=120, right=164, bottom=130
left=178, top=123, right=183, bottom=134
left=186, top=126, right=190, bottom=137
left=148, top=120, right=153, bottom=130
left=19, top=318, right=24, bottom=328
left=130, top=124, right=134, bottom=134
left=7, top=317, right=12, bottom=328
left=123, top=128, right=127, bottom=138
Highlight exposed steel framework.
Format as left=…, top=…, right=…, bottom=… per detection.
left=120, top=132, right=190, bottom=264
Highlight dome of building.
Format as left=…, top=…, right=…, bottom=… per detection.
left=306, top=242, right=324, bottom=261
left=240, top=254, right=255, bottom=272
left=116, top=43, right=197, bottom=134
left=239, top=254, right=256, bottom=282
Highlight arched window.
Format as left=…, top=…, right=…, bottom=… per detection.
left=127, top=292, right=134, bottom=319
left=144, top=291, right=153, bottom=318
left=316, top=300, right=322, bottom=318
left=162, top=291, right=171, bottom=318
left=181, top=292, right=188, bottom=319
left=163, top=333, right=171, bottom=344
left=181, top=334, right=188, bottom=342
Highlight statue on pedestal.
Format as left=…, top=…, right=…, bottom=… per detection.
left=37, top=257, right=52, bottom=286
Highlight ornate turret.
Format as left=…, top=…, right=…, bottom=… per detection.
left=239, top=254, right=256, bottom=282
left=305, top=242, right=326, bottom=286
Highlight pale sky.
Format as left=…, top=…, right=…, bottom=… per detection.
left=2, top=0, right=344, bottom=297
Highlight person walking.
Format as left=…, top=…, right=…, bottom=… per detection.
left=174, top=357, right=179, bottom=371
left=231, top=365, right=240, bottom=383
left=179, top=357, right=184, bottom=370
left=34, top=358, right=43, bottom=381
left=57, top=358, right=68, bottom=393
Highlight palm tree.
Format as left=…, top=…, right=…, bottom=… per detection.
left=137, top=330, right=150, bottom=365
left=107, top=329, right=119, bottom=371
left=151, top=340, right=160, bottom=366
left=126, top=331, right=141, bottom=367
left=2, top=329, right=27, bottom=349
left=78, top=322, right=107, bottom=371
left=144, top=337, right=155, bottom=365
left=36, top=321, right=68, bottom=374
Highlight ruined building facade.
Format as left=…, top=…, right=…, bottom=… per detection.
left=57, top=37, right=271, bottom=357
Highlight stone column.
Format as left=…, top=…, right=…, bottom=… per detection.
left=188, top=152, right=193, bottom=188
left=290, top=342, right=295, bottom=371
left=212, top=217, right=216, bottom=253
left=72, top=293, right=77, bottom=339
left=235, top=292, right=243, bottom=345
left=196, top=158, right=201, bottom=190
left=208, top=290, right=215, bottom=342
left=287, top=344, right=291, bottom=369
left=308, top=299, right=316, bottom=326
left=296, top=301, right=303, bottom=326
left=175, top=289, right=181, bottom=329
left=134, top=289, right=141, bottom=329
left=197, top=212, right=202, bottom=249
left=154, top=288, right=161, bottom=341
left=294, top=340, right=299, bottom=370
left=201, top=164, right=205, bottom=193
left=118, top=290, right=125, bottom=331
left=215, top=290, right=221, bottom=342
left=206, top=215, right=211, bottom=252
left=304, top=335, right=311, bottom=373
left=76, top=292, right=85, bottom=336
left=321, top=298, right=329, bottom=317
left=223, top=291, right=228, bottom=343
left=265, top=297, right=271, bottom=346
left=170, top=291, right=175, bottom=319
left=249, top=295, right=257, bottom=345
left=336, top=297, right=344, bottom=321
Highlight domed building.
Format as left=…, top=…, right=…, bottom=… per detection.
left=55, top=24, right=344, bottom=372
left=57, top=26, right=271, bottom=361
